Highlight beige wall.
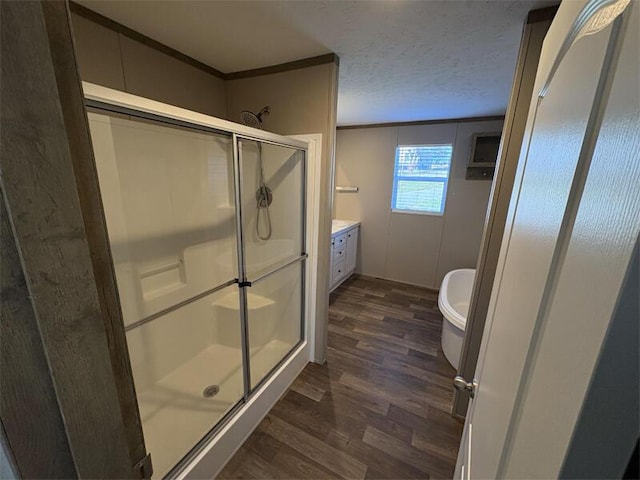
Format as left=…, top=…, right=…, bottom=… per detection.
left=226, top=63, right=339, bottom=362
left=70, top=13, right=227, bottom=118
left=334, top=119, right=503, bottom=289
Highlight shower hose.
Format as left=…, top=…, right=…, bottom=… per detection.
left=256, top=143, right=272, bottom=240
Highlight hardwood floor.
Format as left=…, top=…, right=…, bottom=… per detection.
left=218, top=275, right=463, bottom=479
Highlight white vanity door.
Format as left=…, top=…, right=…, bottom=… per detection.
left=345, top=227, right=358, bottom=273
left=329, top=236, right=337, bottom=287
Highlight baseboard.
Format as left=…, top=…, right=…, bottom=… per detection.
left=352, top=273, right=440, bottom=294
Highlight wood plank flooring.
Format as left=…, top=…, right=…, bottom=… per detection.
left=218, top=275, right=463, bottom=479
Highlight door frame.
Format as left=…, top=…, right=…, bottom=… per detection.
left=1, top=2, right=145, bottom=477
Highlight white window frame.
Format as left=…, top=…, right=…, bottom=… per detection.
left=390, top=143, right=454, bottom=216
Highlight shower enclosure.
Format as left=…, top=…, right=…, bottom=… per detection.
left=84, top=84, right=309, bottom=478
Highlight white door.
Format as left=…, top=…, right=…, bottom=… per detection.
left=455, top=1, right=639, bottom=478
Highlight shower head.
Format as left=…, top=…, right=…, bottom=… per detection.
left=240, top=106, right=270, bottom=129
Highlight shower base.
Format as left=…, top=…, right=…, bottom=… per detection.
left=136, top=339, right=293, bottom=477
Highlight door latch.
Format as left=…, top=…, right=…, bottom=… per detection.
left=454, top=376, right=478, bottom=398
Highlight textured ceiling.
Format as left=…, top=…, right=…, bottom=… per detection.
left=77, top=0, right=553, bottom=125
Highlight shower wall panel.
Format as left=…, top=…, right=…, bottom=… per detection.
left=89, top=113, right=236, bottom=324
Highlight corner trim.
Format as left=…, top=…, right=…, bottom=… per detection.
left=225, top=54, right=339, bottom=80
left=337, top=115, right=505, bottom=131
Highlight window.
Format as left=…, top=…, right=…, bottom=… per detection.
left=391, top=144, right=453, bottom=215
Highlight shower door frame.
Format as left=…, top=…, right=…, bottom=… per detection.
left=83, top=82, right=314, bottom=479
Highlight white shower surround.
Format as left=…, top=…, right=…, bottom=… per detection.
left=83, top=83, right=319, bottom=479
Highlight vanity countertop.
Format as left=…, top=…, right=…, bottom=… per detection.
left=332, top=219, right=360, bottom=235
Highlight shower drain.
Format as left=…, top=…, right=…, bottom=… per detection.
left=202, top=384, right=220, bottom=398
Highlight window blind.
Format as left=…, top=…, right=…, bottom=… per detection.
left=391, top=144, right=454, bottom=215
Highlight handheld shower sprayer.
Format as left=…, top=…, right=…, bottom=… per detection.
left=239, top=106, right=273, bottom=240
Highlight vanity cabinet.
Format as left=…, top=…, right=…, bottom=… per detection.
left=330, top=223, right=359, bottom=292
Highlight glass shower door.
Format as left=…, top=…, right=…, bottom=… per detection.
left=88, top=111, right=244, bottom=478
left=237, top=138, right=306, bottom=389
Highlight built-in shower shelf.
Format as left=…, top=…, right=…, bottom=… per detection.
left=140, top=260, right=186, bottom=300
left=213, top=291, right=275, bottom=310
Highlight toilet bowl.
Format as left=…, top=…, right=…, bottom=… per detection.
left=438, top=268, right=476, bottom=370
